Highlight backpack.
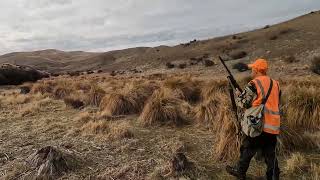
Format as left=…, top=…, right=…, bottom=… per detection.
left=241, top=78, right=273, bottom=137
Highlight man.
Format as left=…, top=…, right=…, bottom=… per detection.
left=226, top=59, right=281, bottom=180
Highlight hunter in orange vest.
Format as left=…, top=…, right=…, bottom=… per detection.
left=226, top=59, right=281, bottom=180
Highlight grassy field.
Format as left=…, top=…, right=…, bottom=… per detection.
left=0, top=72, right=319, bottom=180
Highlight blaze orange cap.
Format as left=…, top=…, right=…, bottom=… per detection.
left=248, top=59, right=268, bottom=72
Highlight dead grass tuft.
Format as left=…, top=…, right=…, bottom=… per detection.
left=84, top=84, right=106, bottom=106
left=284, top=152, right=308, bottom=174
left=194, top=97, right=220, bottom=129
left=108, top=121, right=134, bottom=140
left=74, top=111, right=93, bottom=125
left=283, top=86, right=320, bottom=131
left=64, top=96, right=84, bottom=109
left=163, top=77, right=201, bottom=103
left=100, top=83, right=155, bottom=116
left=311, top=163, right=320, bottom=180
left=81, top=120, right=109, bottom=135
left=139, top=89, right=189, bottom=127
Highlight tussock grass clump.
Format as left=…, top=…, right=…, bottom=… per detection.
left=163, top=77, right=201, bottom=103
left=278, top=123, right=316, bottom=153
left=64, top=96, right=84, bottom=109
left=283, top=86, right=320, bottom=131
left=53, top=84, right=73, bottom=99
left=81, top=120, right=109, bottom=135
left=284, top=152, right=308, bottom=174
left=100, top=83, right=156, bottom=116
left=1, top=94, right=32, bottom=105
left=139, top=89, right=190, bottom=127
left=84, top=85, right=106, bottom=106
left=311, top=163, right=320, bottom=180
left=200, top=79, right=228, bottom=100
left=31, top=80, right=56, bottom=95
left=74, top=111, right=93, bottom=124
left=108, top=121, right=134, bottom=139
left=211, top=92, right=241, bottom=161
left=73, top=81, right=92, bottom=92
left=194, top=97, right=220, bottom=129
left=80, top=120, right=134, bottom=139
left=19, top=97, right=54, bottom=117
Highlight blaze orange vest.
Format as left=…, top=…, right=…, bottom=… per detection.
left=251, top=76, right=281, bottom=134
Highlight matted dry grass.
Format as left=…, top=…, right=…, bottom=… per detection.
left=139, top=88, right=191, bottom=127
left=284, top=152, right=308, bottom=174
left=99, top=82, right=156, bottom=116
left=282, top=85, right=320, bottom=131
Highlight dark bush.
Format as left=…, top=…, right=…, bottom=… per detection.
left=166, top=62, right=175, bottom=69
left=263, top=25, right=270, bottom=29
left=203, top=53, right=210, bottom=59
left=311, top=56, right=320, bottom=75
left=20, top=86, right=31, bottom=94
left=203, top=60, right=215, bottom=67
left=284, top=56, right=299, bottom=63
left=68, top=71, right=80, bottom=77
left=269, top=35, right=278, bottom=40
left=232, top=62, right=249, bottom=72
left=110, top=71, right=117, bottom=76
left=178, top=63, right=187, bottom=69
left=0, top=64, right=48, bottom=85
left=229, top=50, right=247, bottom=60
left=279, top=28, right=292, bottom=35
left=87, top=70, right=94, bottom=74
left=64, top=97, right=84, bottom=109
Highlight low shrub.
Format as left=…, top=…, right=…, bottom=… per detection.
left=166, top=62, right=175, bottom=69
left=229, top=50, right=247, bottom=60
left=203, top=60, right=215, bottom=67
left=178, top=63, right=187, bottom=69
left=311, top=56, right=320, bottom=75
left=232, top=62, right=249, bottom=72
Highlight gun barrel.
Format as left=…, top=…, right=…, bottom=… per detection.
left=219, top=56, right=243, bottom=92
left=219, top=56, right=233, bottom=76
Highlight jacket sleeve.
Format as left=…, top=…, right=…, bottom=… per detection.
left=236, top=81, right=258, bottom=109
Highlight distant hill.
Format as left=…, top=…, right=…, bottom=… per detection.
left=0, top=11, right=320, bottom=74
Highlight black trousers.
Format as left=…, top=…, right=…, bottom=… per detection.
left=237, top=132, right=280, bottom=180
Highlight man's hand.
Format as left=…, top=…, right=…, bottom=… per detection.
left=235, top=88, right=241, bottom=96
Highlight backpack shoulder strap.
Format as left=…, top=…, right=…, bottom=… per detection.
left=262, top=78, right=273, bottom=105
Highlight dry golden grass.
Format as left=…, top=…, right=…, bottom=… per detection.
left=279, top=123, right=316, bottom=153
left=283, top=85, right=320, bottom=131
left=84, top=84, right=106, bottom=106
left=99, top=82, right=155, bottom=116
left=139, top=88, right=189, bottom=127
left=19, top=97, right=55, bottom=117
left=311, top=163, right=320, bottom=180
left=108, top=121, right=134, bottom=140
left=80, top=120, right=133, bottom=140
left=163, top=77, right=201, bottom=103
left=200, top=80, right=228, bottom=99
left=52, top=84, right=73, bottom=99
left=0, top=94, right=32, bottom=105
left=74, top=111, right=93, bottom=125
left=194, top=97, right=220, bottom=129
left=284, top=152, right=308, bottom=174
left=211, top=92, right=242, bottom=161
left=81, top=120, right=109, bottom=135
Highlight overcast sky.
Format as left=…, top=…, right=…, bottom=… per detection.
left=0, top=0, right=320, bottom=54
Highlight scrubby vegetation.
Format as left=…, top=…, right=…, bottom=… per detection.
left=1, top=72, right=320, bottom=179
left=311, top=56, right=320, bottom=75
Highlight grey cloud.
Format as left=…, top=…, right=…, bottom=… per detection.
left=1, top=0, right=320, bottom=54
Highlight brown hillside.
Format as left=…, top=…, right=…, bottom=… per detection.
left=0, top=11, right=319, bottom=74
